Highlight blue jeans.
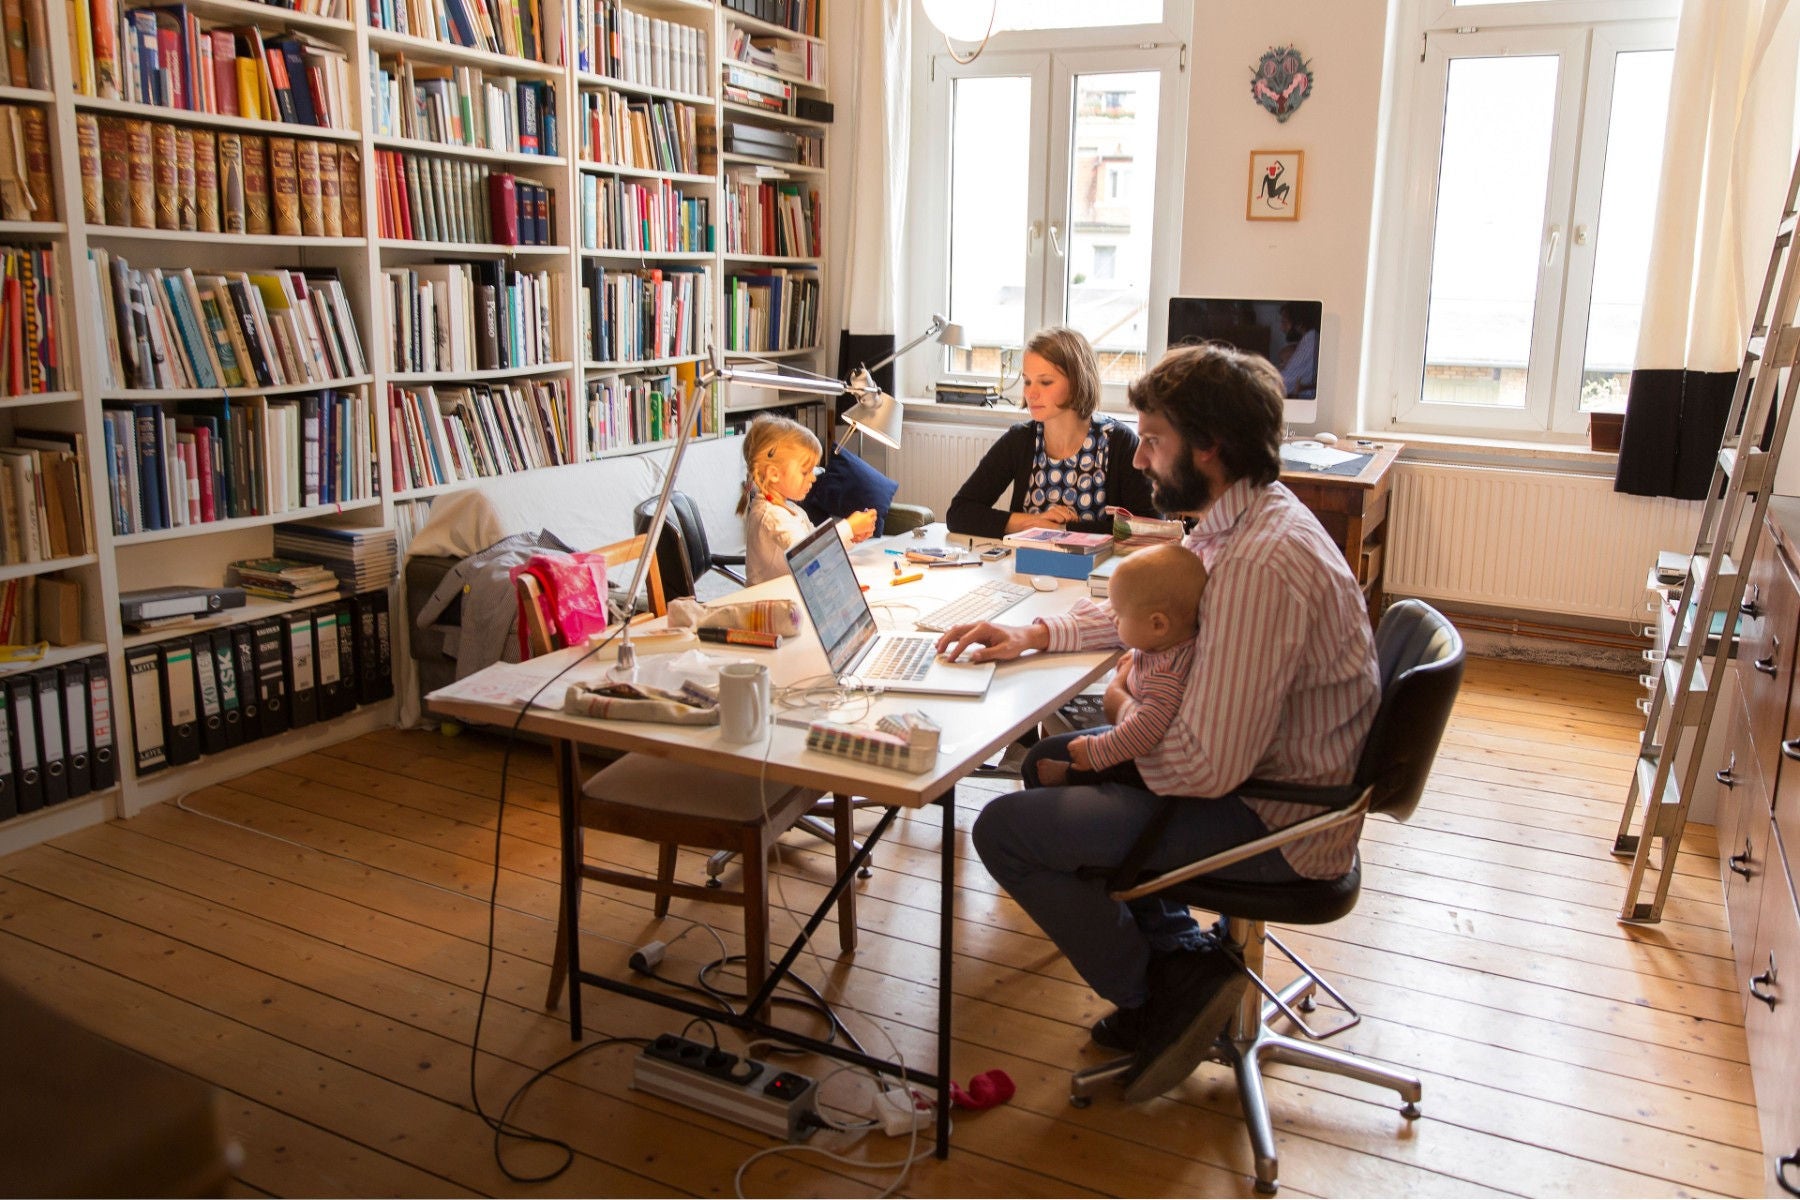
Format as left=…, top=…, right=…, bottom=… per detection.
left=971, top=730, right=1302, bottom=1009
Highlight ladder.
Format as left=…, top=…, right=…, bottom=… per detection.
left=1615, top=149, right=1800, bottom=923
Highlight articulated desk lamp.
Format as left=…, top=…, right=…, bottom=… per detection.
left=835, top=313, right=968, bottom=453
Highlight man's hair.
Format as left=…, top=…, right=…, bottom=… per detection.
left=1025, top=326, right=1103, bottom=420
left=738, top=414, right=820, bottom=514
left=1111, top=542, right=1208, bottom=635
left=1127, top=342, right=1284, bottom=486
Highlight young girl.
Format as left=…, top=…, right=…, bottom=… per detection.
left=739, top=415, right=877, bottom=584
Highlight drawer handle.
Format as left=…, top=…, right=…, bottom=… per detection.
left=1729, top=838, right=1754, bottom=878
left=1751, top=954, right=1779, bottom=1009
left=1777, top=1149, right=1799, bottom=1196
left=1741, top=585, right=1761, bottom=616
left=1717, top=752, right=1738, bottom=787
left=1755, top=652, right=1780, bottom=677
left=1783, top=738, right=1800, bottom=762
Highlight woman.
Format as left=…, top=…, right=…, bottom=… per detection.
left=946, top=327, right=1157, bottom=539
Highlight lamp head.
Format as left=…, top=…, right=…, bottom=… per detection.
left=839, top=373, right=904, bottom=449
left=934, top=315, right=969, bottom=351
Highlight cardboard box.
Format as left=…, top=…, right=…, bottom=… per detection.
left=1590, top=411, right=1625, bottom=453
left=36, top=577, right=82, bottom=646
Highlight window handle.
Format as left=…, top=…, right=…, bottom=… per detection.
left=1049, top=222, right=1065, bottom=257
left=1574, top=223, right=1590, bottom=246
left=1544, top=224, right=1562, bottom=266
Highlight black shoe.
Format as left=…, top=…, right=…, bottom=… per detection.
left=1120, top=943, right=1248, bottom=1103
left=1090, top=1005, right=1146, bottom=1052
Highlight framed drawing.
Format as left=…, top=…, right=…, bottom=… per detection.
left=1248, top=150, right=1303, bottom=221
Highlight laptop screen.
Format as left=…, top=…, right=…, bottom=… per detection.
left=786, top=524, right=877, bottom=675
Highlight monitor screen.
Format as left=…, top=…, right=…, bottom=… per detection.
left=1167, top=297, right=1321, bottom=424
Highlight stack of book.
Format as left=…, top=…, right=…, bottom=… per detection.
left=722, top=63, right=789, bottom=114
left=579, top=174, right=710, bottom=254
left=369, top=58, right=556, bottom=157
left=387, top=377, right=576, bottom=489
left=273, top=519, right=398, bottom=592
left=583, top=2, right=709, bottom=95
left=0, top=246, right=63, bottom=396
left=722, top=268, right=818, bottom=353
left=585, top=364, right=702, bottom=453
left=580, top=263, right=708, bottom=363
left=720, top=121, right=820, bottom=166
left=381, top=262, right=561, bottom=374
left=722, top=170, right=820, bottom=257
left=1002, top=528, right=1114, bottom=581
left=229, top=556, right=341, bottom=601
left=724, top=22, right=824, bottom=86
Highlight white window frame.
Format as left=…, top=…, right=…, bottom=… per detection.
left=1372, top=0, right=1677, bottom=440
left=905, top=2, right=1191, bottom=408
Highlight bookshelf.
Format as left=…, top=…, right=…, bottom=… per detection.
left=0, top=0, right=833, bottom=852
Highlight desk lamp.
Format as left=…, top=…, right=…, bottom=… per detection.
left=834, top=314, right=968, bottom=452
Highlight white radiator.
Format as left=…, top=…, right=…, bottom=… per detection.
left=894, top=419, right=1002, bottom=519
left=1386, top=463, right=1699, bottom=622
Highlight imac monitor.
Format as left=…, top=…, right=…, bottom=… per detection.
left=1167, top=297, right=1320, bottom=425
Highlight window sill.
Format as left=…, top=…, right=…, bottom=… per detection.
left=1356, top=430, right=1619, bottom=474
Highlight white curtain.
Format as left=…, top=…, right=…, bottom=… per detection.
left=835, top=0, right=910, bottom=353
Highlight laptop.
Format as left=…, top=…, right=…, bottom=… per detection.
left=785, top=523, right=996, bottom=697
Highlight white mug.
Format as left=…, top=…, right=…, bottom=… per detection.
left=718, top=662, right=771, bottom=744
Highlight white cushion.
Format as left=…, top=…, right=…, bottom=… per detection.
left=583, top=754, right=818, bottom=825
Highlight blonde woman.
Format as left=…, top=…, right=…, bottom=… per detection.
left=738, top=415, right=876, bottom=584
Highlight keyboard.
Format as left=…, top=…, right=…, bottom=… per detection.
left=913, top=580, right=1035, bottom=633
left=861, top=636, right=936, bottom=682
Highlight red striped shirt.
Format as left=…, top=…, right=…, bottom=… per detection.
left=1038, top=479, right=1379, bottom=877
left=1084, top=640, right=1196, bottom=773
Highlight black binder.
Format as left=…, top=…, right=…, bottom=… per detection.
left=282, top=612, right=318, bottom=729
left=86, top=655, right=116, bottom=790
left=158, top=639, right=201, bottom=766
left=232, top=626, right=262, bottom=742
left=7, top=675, right=42, bottom=811
left=125, top=645, right=167, bottom=775
left=32, top=670, right=66, bottom=806
left=193, top=632, right=227, bottom=755
left=58, top=663, right=92, bottom=801
left=313, top=606, right=344, bottom=720
left=252, top=619, right=288, bottom=739
left=212, top=630, right=245, bottom=749
left=0, top=681, right=15, bottom=820
left=334, top=601, right=356, bottom=714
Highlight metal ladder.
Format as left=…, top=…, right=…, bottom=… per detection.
left=1614, top=150, right=1800, bottom=923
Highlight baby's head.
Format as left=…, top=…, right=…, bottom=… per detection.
left=1108, top=543, right=1208, bottom=652
left=738, top=415, right=822, bottom=513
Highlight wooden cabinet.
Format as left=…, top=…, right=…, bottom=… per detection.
left=1279, top=440, right=1401, bottom=615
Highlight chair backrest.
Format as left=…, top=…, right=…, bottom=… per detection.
left=1353, top=599, right=1465, bottom=823
left=633, top=491, right=707, bottom=591
left=517, top=533, right=674, bottom=660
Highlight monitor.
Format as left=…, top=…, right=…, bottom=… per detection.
left=1167, top=297, right=1321, bottom=425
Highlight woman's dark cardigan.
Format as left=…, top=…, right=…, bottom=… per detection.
left=945, top=418, right=1157, bottom=540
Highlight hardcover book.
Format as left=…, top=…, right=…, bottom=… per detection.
left=216, top=132, right=245, bottom=234
left=241, top=133, right=270, bottom=235
left=151, top=120, right=177, bottom=230
left=76, top=112, right=104, bottom=224
left=268, top=136, right=299, bottom=236
left=125, top=118, right=154, bottom=228
left=193, top=128, right=219, bottom=232
left=318, top=143, right=341, bottom=237
left=173, top=125, right=197, bottom=230
left=297, top=137, right=322, bottom=236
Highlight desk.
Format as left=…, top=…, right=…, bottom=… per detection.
left=1281, top=440, right=1403, bottom=615
left=426, top=528, right=1116, bottom=1155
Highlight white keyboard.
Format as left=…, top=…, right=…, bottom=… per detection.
left=862, top=636, right=936, bottom=681
left=913, top=580, right=1035, bottom=633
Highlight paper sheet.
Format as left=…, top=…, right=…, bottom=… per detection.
left=1279, top=440, right=1360, bottom=469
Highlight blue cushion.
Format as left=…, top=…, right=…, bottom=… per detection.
left=800, top=449, right=899, bottom=535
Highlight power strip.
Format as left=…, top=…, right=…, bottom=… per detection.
left=631, top=1033, right=819, bottom=1141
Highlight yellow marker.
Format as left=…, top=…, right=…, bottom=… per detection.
left=891, top=571, right=924, bottom=585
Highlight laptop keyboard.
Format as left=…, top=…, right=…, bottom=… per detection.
left=860, top=636, right=937, bottom=682
left=914, top=580, right=1035, bottom=633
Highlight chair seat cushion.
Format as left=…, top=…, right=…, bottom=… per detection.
left=583, top=754, right=819, bottom=825
left=1160, top=859, right=1362, bottom=926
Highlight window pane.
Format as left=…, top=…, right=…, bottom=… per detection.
left=1422, top=55, right=1560, bottom=408
left=997, top=0, right=1161, bottom=30
left=1580, top=48, right=1673, bottom=411
left=1065, top=71, right=1159, bottom=385
left=947, top=75, right=1031, bottom=377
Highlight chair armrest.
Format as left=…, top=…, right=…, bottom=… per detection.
left=887, top=503, right=935, bottom=535
left=1236, top=780, right=1363, bottom=810
left=714, top=563, right=748, bottom=587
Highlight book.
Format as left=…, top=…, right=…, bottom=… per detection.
left=151, top=120, right=177, bottom=229
left=1001, top=528, right=1115, bottom=554
left=241, top=133, right=270, bottom=234
left=318, top=142, right=341, bottom=237
left=296, top=137, right=322, bottom=236
left=75, top=113, right=104, bottom=224
left=217, top=132, right=244, bottom=234
left=337, top=145, right=361, bottom=237
left=125, top=117, right=154, bottom=228
left=173, top=125, right=197, bottom=230
left=268, top=136, right=299, bottom=236
left=193, top=127, right=218, bottom=232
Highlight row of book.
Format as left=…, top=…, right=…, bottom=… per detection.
left=585, top=367, right=707, bottom=454
left=723, top=268, right=818, bottom=355
left=579, top=174, right=709, bottom=255
left=87, top=252, right=368, bottom=392
left=580, top=263, right=707, bottom=365
left=79, top=116, right=365, bottom=238
left=373, top=149, right=554, bottom=245
left=0, top=0, right=47, bottom=91
left=1, top=431, right=91, bottom=563
left=724, top=21, right=823, bottom=87
left=127, top=593, right=394, bottom=776
left=387, top=377, right=575, bottom=490
left=273, top=516, right=397, bottom=592
left=720, top=0, right=820, bottom=39
left=100, top=391, right=375, bottom=535
left=722, top=119, right=821, bottom=167
left=0, top=247, right=63, bottom=396
left=0, top=578, right=42, bottom=645
left=721, top=62, right=791, bottom=114
left=74, top=4, right=351, bottom=130
left=579, top=91, right=707, bottom=177
left=368, top=0, right=558, bottom=64
left=580, top=3, right=709, bottom=97
left=0, top=657, right=116, bottom=820
left=369, top=55, right=557, bottom=157
left=722, top=173, right=820, bottom=258
left=0, top=105, right=53, bottom=223
left=380, top=261, right=562, bottom=374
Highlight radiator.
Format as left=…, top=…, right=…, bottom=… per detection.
left=1386, top=463, right=1699, bottom=622
left=893, top=419, right=1000, bottom=519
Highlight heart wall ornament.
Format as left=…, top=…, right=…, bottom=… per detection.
left=1251, top=44, right=1314, bottom=122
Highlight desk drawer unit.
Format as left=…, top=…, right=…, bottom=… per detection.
left=1744, top=828, right=1800, bottom=1197
left=1721, top=693, right=1776, bottom=993
left=1742, top=530, right=1800, bottom=792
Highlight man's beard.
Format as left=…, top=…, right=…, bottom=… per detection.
left=1147, top=451, right=1212, bottom=513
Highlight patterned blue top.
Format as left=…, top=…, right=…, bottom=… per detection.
left=1027, top=421, right=1110, bottom=520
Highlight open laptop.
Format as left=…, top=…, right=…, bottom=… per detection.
left=786, top=523, right=996, bottom=696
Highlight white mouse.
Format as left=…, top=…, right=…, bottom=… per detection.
left=1031, top=575, right=1059, bottom=592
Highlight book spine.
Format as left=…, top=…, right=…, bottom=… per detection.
left=268, top=135, right=300, bottom=237
left=296, top=137, right=322, bottom=237
left=216, top=132, right=244, bottom=234
left=241, top=133, right=270, bottom=235
left=192, top=127, right=218, bottom=232
left=18, top=105, right=51, bottom=221
left=151, top=120, right=178, bottom=230
left=76, top=112, right=104, bottom=225
left=174, top=125, right=196, bottom=231
left=125, top=117, right=154, bottom=228
left=337, top=145, right=361, bottom=238
left=318, top=142, right=341, bottom=238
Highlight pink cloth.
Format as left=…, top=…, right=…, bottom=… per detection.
left=948, top=1069, right=1015, bottom=1110
left=512, top=551, right=609, bottom=656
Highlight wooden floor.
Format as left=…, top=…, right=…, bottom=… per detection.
left=0, top=658, right=1765, bottom=1197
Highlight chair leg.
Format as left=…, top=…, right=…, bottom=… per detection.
left=654, top=843, right=677, bottom=918
left=1260, top=1032, right=1422, bottom=1113
left=545, top=906, right=568, bottom=1011
left=1232, top=1041, right=1282, bottom=1195
left=741, top=827, right=770, bottom=1019
left=832, top=793, right=857, bottom=954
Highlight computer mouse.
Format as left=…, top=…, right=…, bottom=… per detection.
left=1031, top=575, right=1059, bottom=592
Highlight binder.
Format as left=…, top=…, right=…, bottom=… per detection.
left=282, top=611, right=317, bottom=728
left=87, top=655, right=116, bottom=790
left=334, top=601, right=356, bottom=714
left=59, top=663, right=92, bottom=801
left=211, top=629, right=245, bottom=749
left=193, top=632, right=227, bottom=755
left=252, top=618, right=288, bottom=738
left=232, top=625, right=263, bottom=742
left=158, top=639, right=201, bottom=766
left=33, top=670, right=67, bottom=806
left=6, top=675, right=39, bottom=812
left=0, top=682, right=14, bottom=820
left=351, top=591, right=379, bottom=703
left=355, top=588, right=394, bottom=702
left=313, top=606, right=343, bottom=720
left=125, top=644, right=167, bottom=774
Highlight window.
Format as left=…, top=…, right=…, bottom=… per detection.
left=909, top=4, right=1190, bottom=404
left=1377, top=1, right=1677, bottom=438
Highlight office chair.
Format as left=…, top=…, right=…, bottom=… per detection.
left=633, top=491, right=747, bottom=596
left=1069, top=599, right=1465, bottom=1195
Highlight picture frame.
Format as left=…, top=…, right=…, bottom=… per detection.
left=1247, top=150, right=1303, bottom=221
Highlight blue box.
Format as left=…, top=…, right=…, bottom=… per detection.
left=1015, top=544, right=1111, bottom=580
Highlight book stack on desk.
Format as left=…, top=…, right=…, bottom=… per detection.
left=1002, top=528, right=1114, bottom=581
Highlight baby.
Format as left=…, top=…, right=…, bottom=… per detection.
left=739, top=415, right=876, bottom=585
left=1035, top=542, right=1207, bottom=788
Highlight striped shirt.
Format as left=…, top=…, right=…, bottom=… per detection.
left=1038, top=479, right=1379, bottom=877
left=1083, top=640, right=1196, bottom=774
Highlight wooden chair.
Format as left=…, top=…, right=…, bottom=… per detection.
left=521, top=534, right=859, bottom=1019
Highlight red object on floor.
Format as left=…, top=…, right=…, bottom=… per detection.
left=949, top=1069, right=1016, bottom=1110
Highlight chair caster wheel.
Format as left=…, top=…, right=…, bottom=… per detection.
left=1069, top=1095, right=1091, bottom=1109
left=1298, top=995, right=1315, bottom=1013
left=1401, top=1102, right=1421, bottom=1120
left=706, top=878, right=722, bottom=889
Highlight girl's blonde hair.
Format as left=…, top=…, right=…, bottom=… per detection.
left=738, top=415, right=822, bottom=513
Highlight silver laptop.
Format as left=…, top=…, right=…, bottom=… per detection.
left=786, top=523, right=996, bottom=697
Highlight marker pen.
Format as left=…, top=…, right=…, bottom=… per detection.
left=695, top=627, right=780, bottom=648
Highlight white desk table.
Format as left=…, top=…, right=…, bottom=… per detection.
left=426, top=527, right=1118, bottom=1154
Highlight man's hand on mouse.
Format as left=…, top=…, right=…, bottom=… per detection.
left=934, top=620, right=1049, bottom=664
